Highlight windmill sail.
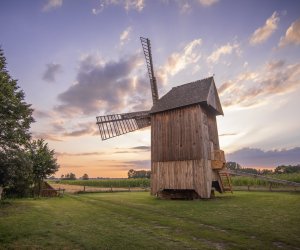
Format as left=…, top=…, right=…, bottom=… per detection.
left=96, top=110, right=150, bottom=140
left=140, top=37, right=159, bottom=105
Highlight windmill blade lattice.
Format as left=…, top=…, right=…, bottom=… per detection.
left=96, top=110, right=150, bottom=140
left=140, top=37, right=159, bottom=105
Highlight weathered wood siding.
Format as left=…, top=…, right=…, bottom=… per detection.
left=207, top=114, right=220, bottom=150
left=151, top=105, right=208, bottom=162
left=151, top=104, right=220, bottom=198
left=151, top=160, right=212, bottom=198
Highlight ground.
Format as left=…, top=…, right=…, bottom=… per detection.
left=0, top=191, right=299, bottom=249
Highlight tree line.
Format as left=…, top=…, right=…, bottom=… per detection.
left=59, top=173, right=89, bottom=180
left=0, top=48, right=59, bottom=198
left=226, top=162, right=300, bottom=175
left=128, top=169, right=151, bottom=179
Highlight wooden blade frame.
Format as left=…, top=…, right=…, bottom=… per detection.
left=96, top=111, right=150, bottom=140
left=140, top=37, right=159, bottom=105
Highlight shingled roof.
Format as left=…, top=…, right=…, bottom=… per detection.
left=150, top=77, right=223, bottom=115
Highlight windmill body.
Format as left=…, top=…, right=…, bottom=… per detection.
left=96, top=38, right=229, bottom=199
left=150, top=77, right=226, bottom=198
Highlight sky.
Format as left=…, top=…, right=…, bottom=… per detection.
left=1, top=0, right=300, bottom=178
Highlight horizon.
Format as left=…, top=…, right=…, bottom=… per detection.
left=1, top=0, right=300, bottom=178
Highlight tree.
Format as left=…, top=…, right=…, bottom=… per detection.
left=225, top=162, right=242, bottom=171
left=128, top=169, right=135, bottom=178
left=29, top=139, right=59, bottom=195
left=82, top=173, right=89, bottom=180
left=260, top=169, right=273, bottom=175
left=69, top=173, right=76, bottom=180
left=64, top=173, right=76, bottom=180
left=275, top=165, right=300, bottom=174
left=0, top=148, right=32, bottom=197
left=0, top=48, right=34, bottom=152
left=128, top=169, right=151, bottom=179
left=0, top=47, right=34, bottom=192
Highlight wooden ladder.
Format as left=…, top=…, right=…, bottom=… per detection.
left=218, top=172, right=233, bottom=193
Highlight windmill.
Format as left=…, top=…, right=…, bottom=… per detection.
left=96, top=37, right=230, bottom=199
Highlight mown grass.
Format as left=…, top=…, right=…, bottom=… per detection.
left=0, top=192, right=300, bottom=249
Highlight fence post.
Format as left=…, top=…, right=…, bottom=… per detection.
left=269, top=183, right=272, bottom=192
left=110, top=185, right=113, bottom=192
left=247, top=185, right=250, bottom=191
left=84, top=185, right=86, bottom=192
left=129, top=185, right=131, bottom=192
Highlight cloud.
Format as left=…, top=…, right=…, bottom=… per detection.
left=125, top=160, right=150, bottom=169
left=32, top=132, right=63, bottom=142
left=207, top=42, right=240, bottom=64
left=114, top=145, right=151, bottom=154
left=177, top=1, right=192, bottom=14
left=92, top=0, right=145, bottom=14
left=158, top=38, right=202, bottom=83
left=64, top=127, right=94, bottom=137
left=63, top=122, right=98, bottom=137
left=220, top=60, right=300, bottom=108
left=198, top=0, right=218, bottom=7
left=250, top=11, right=280, bottom=45
left=33, top=109, right=51, bottom=119
left=279, top=18, right=300, bottom=47
left=42, top=0, right=63, bottom=12
left=56, top=152, right=104, bottom=157
left=131, top=146, right=150, bottom=150
left=226, top=147, right=300, bottom=168
left=120, top=26, right=132, bottom=47
left=42, top=63, right=62, bottom=82
left=56, top=53, right=150, bottom=116
left=219, top=133, right=238, bottom=137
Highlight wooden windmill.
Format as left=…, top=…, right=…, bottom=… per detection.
left=96, top=37, right=230, bottom=199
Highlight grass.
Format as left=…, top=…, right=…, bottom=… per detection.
left=0, top=192, right=300, bottom=249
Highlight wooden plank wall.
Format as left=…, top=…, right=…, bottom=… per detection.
left=151, top=104, right=222, bottom=198
left=151, top=160, right=212, bottom=198
left=151, top=105, right=204, bottom=162
left=207, top=114, right=220, bottom=150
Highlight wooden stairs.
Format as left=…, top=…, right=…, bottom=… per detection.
left=218, top=171, right=233, bottom=193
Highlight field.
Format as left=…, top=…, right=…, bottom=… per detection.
left=57, top=178, right=150, bottom=188
left=1, top=192, right=300, bottom=249
left=53, top=173, right=300, bottom=192
left=231, top=173, right=300, bottom=187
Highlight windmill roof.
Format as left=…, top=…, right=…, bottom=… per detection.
left=150, top=77, right=224, bottom=115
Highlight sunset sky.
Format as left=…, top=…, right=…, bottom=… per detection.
left=1, top=0, right=300, bottom=178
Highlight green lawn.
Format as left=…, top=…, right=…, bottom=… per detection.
left=0, top=192, right=299, bottom=249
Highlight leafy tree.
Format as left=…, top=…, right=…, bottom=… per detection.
left=260, top=169, right=273, bottom=175
left=82, top=173, right=89, bottom=180
left=128, top=169, right=135, bottom=178
left=3, top=149, right=33, bottom=197
left=0, top=48, right=34, bottom=152
left=128, top=169, right=151, bottom=179
left=241, top=168, right=259, bottom=175
left=225, top=162, right=242, bottom=171
left=0, top=47, right=34, bottom=191
left=64, top=173, right=76, bottom=180
left=69, top=173, right=76, bottom=180
left=275, top=165, right=300, bottom=174
left=29, top=139, right=59, bottom=195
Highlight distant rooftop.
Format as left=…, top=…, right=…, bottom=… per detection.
left=150, top=77, right=223, bottom=115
